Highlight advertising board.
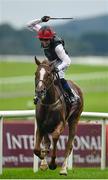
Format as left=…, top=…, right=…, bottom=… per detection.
left=3, top=120, right=106, bottom=167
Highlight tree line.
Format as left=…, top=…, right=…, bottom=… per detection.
left=0, top=23, right=108, bottom=56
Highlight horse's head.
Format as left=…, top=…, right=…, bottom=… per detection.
left=35, top=57, right=55, bottom=102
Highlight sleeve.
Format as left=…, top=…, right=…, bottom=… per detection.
left=55, top=44, right=71, bottom=71
left=27, top=19, right=42, bottom=32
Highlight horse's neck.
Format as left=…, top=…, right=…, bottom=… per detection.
left=44, top=84, right=58, bottom=104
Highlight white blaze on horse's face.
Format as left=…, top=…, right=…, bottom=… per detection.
left=39, top=67, right=46, bottom=88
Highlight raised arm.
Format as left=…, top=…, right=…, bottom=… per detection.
left=27, top=16, right=50, bottom=32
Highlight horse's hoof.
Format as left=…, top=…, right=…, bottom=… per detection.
left=49, top=163, right=57, bottom=170
left=59, top=168, right=67, bottom=176
left=40, top=164, right=48, bottom=171
left=40, top=159, right=48, bottom=171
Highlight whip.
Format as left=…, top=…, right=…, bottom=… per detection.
left=50, top=17, right=74, bottom=20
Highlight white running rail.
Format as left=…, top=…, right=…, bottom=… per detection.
left=0, top=110, right=108, bottom=174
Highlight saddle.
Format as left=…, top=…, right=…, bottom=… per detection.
left=54, top=79, right=73, bottom=108
left=54, top=78, right=79, bottom=112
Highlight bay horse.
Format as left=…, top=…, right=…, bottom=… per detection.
left=34, top=58, right=83, bottom=175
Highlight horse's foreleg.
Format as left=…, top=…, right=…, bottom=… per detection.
left=39, top=135, right=50, bottom=171
left=49, top=137, right=58, bottom=170
left=40, top=157, right=48, bottom=171
left=34, top=128, right=43, bottom=159
left=49, top=121, right=64, bottom=170
left=43, top=134, right=51, bottom=154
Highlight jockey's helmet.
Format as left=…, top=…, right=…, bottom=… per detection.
left=37, top=26, right=56, bottom=39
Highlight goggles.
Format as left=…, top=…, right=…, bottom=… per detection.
left=39, top=38, right=50, bottom=41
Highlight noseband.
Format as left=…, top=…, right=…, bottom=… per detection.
left=36, top=64, right=55, bottom=92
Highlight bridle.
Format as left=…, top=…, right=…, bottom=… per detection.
left=35, top=64, right=55, bottom=98
left=36, top=64, right=55, bottom=90
left=35, top=63, right=63, bottom=106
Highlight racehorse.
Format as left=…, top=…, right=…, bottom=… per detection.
left=33, top=57, right=83, bottom=175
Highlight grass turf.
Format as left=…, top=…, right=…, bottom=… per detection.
left=0, top=60, right=108, bottom=112
left=0, top=167, right=108, bottom=179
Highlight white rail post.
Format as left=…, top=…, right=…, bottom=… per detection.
left=33, top=119, right=38, bottom=172
left=101, top=119, right=106, bottom=169
left=0, top=117, right=3, bottom=175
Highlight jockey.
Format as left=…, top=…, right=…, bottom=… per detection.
left=27, top=16, right=77, bottom=105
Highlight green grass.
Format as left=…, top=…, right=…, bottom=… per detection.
left=84, top=91, right=108, bottom=112
left=0, top=96, right=34, bottom=110
left=0, top=60, right=108, bottom=112
left=67, top=64, right=108, bottom=74
left=0, top=60, right=108, bottom=179
left=0, top=61, right=35, bottom=77
left=0, top=167, right=108, bottom=179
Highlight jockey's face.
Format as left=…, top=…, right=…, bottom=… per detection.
left=40, top=39, right=51, bottom=48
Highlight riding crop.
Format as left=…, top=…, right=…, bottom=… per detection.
left=50, top=17, right=74, bottom=20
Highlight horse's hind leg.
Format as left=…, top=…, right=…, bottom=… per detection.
left=60, top=114, right=80, bottom=175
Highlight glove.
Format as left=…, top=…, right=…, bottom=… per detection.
left=41, top=16, right=50, bottom=22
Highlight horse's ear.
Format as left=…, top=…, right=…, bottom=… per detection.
left=34, top=56, right=41, bottom=66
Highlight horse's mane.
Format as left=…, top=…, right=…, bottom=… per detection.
left=40, top=59, right=49, bottom=65
left=43, top=59, right=49, bottom=63
left=37, top=59, right=54, bottom=73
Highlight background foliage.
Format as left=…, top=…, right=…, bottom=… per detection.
left=0, top=15, right=108, bottom=56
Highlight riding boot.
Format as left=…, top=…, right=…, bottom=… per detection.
left=60, top=78, right=77, bottom=104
